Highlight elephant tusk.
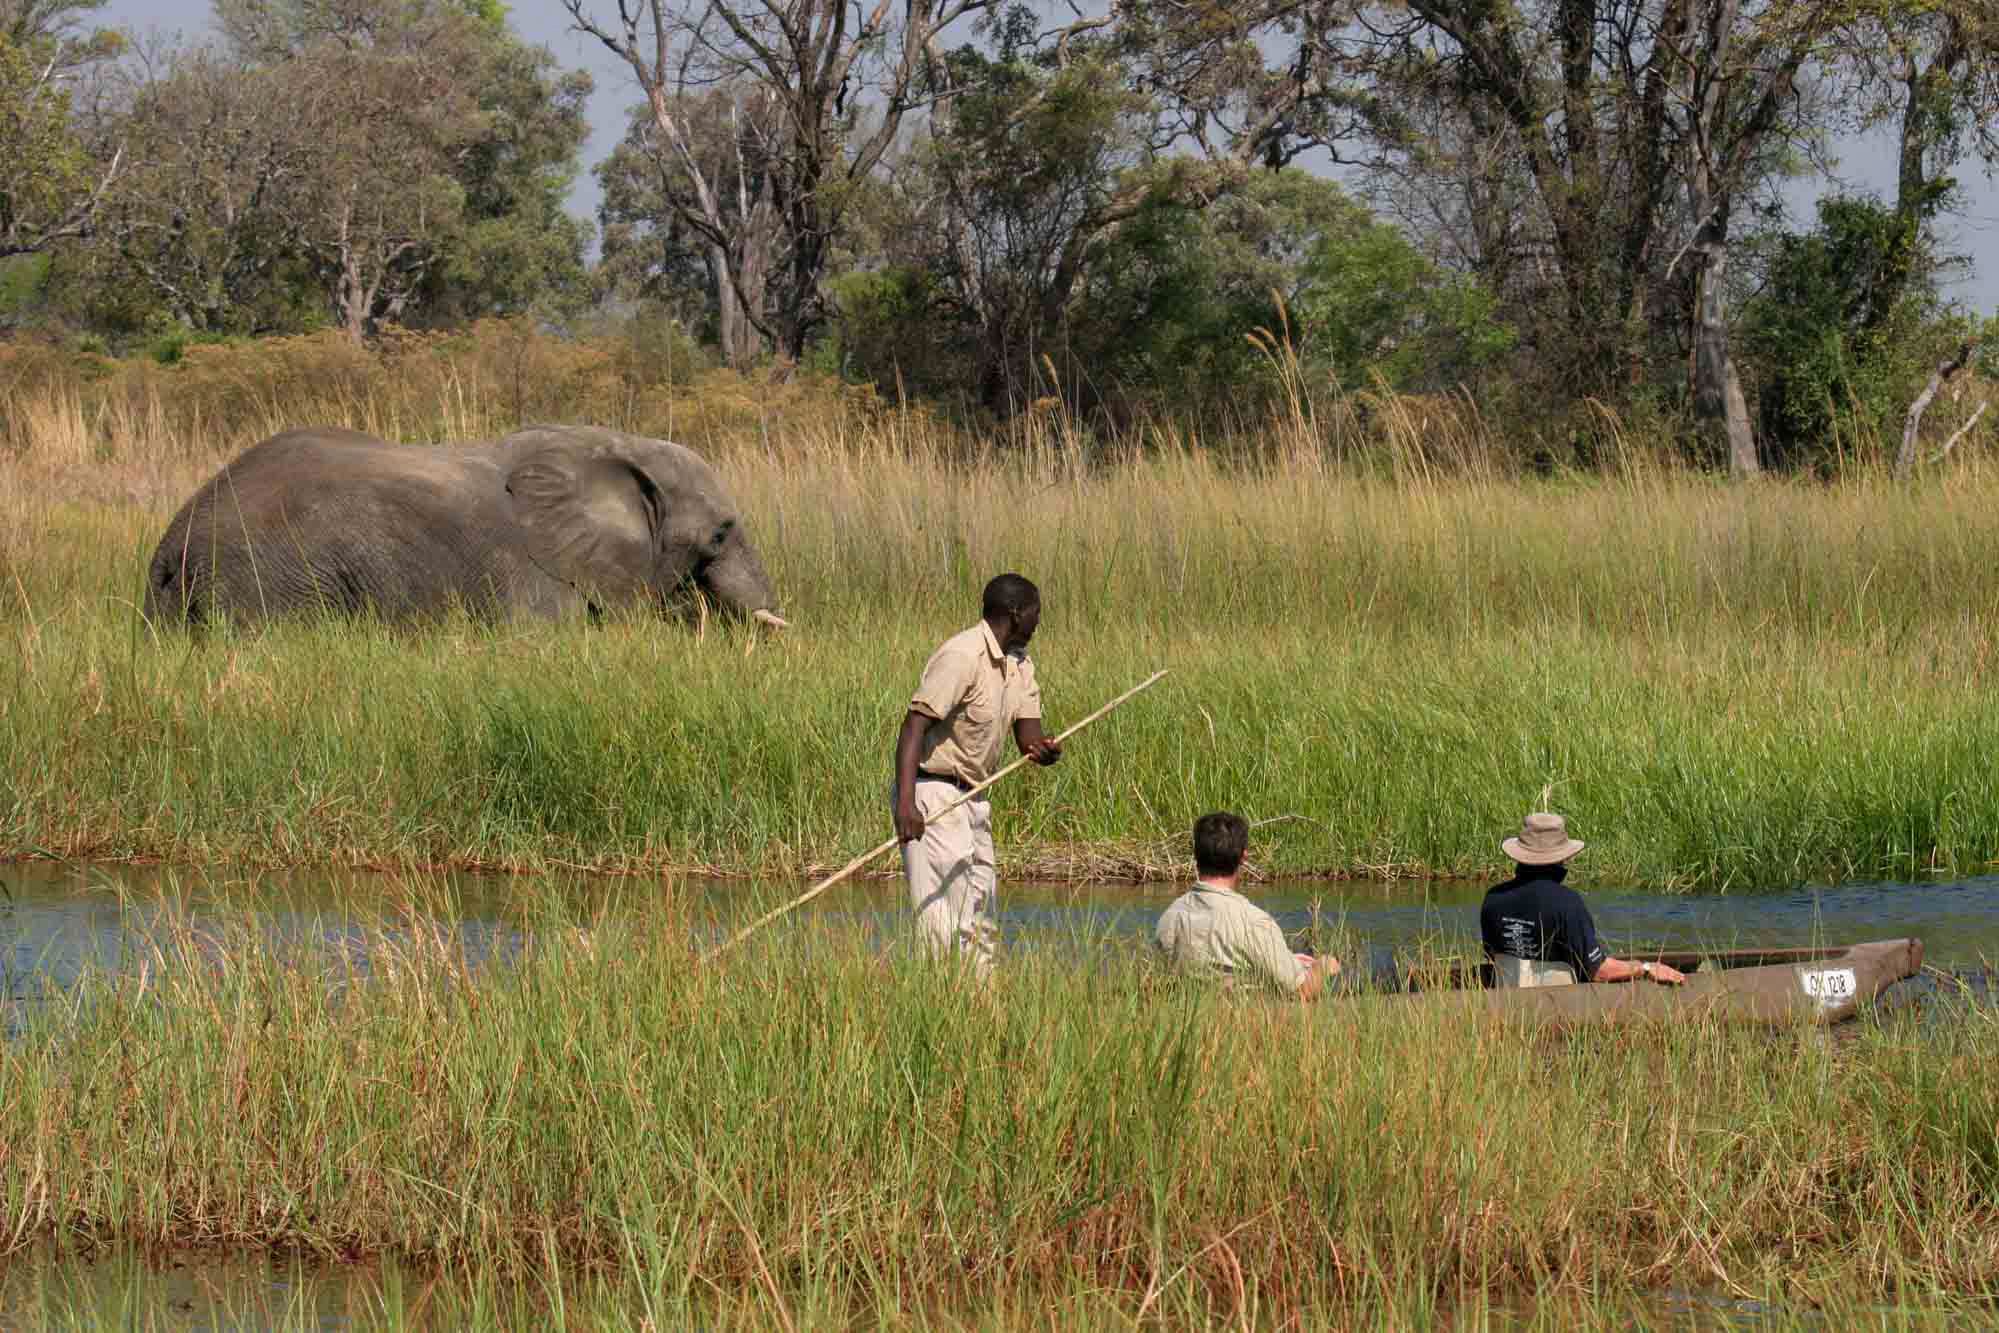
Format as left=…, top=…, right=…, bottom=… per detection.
left=752, top=609, right=789, bottom=630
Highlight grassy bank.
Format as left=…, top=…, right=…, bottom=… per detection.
left=8, top=436, right=1999, bottom=886
left=5, top=333, right=1999, bottom=885
left=1, top=883, right=1994, bottom=1326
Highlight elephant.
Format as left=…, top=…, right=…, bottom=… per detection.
left=144, top=424, right=787, bottom=630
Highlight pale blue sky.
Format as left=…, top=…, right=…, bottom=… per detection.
left=91, top=0, right=1999, bottom=314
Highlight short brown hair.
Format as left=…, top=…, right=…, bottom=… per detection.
left=1193, top=811, right=1248, bottom=877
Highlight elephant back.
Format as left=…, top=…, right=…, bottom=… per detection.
left=144, top=428, right=508, bottom=626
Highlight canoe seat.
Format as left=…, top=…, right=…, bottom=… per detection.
left=1490, top=954, right=1576, bottom=988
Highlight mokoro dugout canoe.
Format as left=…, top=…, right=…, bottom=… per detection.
left=1381, top=938, right=1924, bottom=1027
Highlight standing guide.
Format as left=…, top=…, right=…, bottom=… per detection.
left=892, top=574, right=1062, bottom=975
left=1480, top=811, right=1688, bottom=987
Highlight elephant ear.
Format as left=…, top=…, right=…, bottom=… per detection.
left=505, top=437, right=659, bottom=605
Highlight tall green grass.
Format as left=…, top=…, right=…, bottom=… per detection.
left=5, top=336, right=1999, bottom=885
left=6, top=436, right=1999, bottom=885
left=0, top=882, right=1993, bottom=1325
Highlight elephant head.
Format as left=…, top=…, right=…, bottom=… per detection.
left=499, top=425, right=786, bottom=627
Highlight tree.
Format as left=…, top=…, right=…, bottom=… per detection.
left=1740, top=194, right=1946, bottom=466
left=590, top=84, right=790, bottom=366
left=2, top=0, right=119, bottom=71
left=595, top=102, right=729, bottom=337
left=1292, top=194, right=1512, bottom=394
left=219, top=0, right=595, bottom=328
left=1103, top=0, right=1383, bottom=173
left=1065, top=171, right=1334, bottom=422
left=0, top=0, right=122, bottom=260
left=1349, top=0, right=1857, bottom=472
left=74, top=0, right=591, bottom=342
left=562, top=0, right=999, bottom=367
left=1668, top=0, right=1828, bottom=475
left=1818, top=0, right=1999, bottom=330
left=841, top=0, right=1389, bottom=415
left=296, top=36, right=485, bottom=339
left=1063, top=170, right=1504, bottom=422
left=71, top=44, right=322, bottom=336
left=410, top=12, right=595, bottom=325
left=919, top=43, right=1153, bottom=408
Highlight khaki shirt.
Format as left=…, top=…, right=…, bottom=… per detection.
left=1154, top=882, right=1307, bottom=995
left=909, top=621, right=1043, bottom=785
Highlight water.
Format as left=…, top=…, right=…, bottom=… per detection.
left=7, top=860, right=1999, bottom=1009
left=4, top=857, right=1995, bottom=1327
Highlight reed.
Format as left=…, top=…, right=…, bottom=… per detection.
left=0, top=882, right=1992, bottom=1326
left=7, top=439, right=1999, bottom=885
left=5, top=332, right=1999, bottom=884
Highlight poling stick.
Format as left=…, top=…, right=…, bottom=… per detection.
left=711, top=668, right=1170, bottom=957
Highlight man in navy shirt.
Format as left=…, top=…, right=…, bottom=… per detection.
left=1480, top=812, right=1686, bottom=985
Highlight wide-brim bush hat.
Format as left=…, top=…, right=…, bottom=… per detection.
left=1503, top=811, right=1585, bottom=866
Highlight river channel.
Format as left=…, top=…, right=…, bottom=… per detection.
left=7, top=858, right=1999, bottom=996
left=4, top=857, right=1997, bottom=1328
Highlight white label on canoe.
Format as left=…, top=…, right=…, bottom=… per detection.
left=1799, top=967, right=1858, bottom=1008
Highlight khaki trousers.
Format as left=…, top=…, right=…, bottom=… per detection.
left=899, top=776, right=997, bottom=975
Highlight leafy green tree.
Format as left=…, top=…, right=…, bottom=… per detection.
left=0, top=35, right=92, bottom=258
left=1068, top=171, right=1352, bottom=419
left=1351, top=0, right=1836, bottom=473
left=413, top=28, right=594, bottom=325
left=825, top=157, right=1506, bottom=427
left=818, top=265, right=961, bottom=401
left=65, top=46, right=323, bottom=337
left=1292, top=203, right=1512, bottom=394
left=2, top=0, right=118, bottom=68
left=0, top=0, right=121, bottom=262
left=70, top=0, right=589, bottom=341
left=1058, top=170, right=1511, bottom=422
left=919, top=44, right=1154, bottom=408
left=1740, top=194, right=1947, bottom=468
left=218, top=0, right=588, bottom=337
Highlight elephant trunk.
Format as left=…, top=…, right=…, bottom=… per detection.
left=698, top=532, right=785, bottom=626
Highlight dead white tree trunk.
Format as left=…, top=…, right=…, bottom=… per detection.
left=1895, top=338, right=1979, bottom=478
left=1689, top=232, right=1760, bottom=476
left=1682, top=0, right=1761, bottom=478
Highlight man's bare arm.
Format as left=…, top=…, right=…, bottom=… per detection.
left=1592, top=956, right=1687, bottom=985
left=1295, top=954, right=1341, bottom=1002
left=893, top=711, right=931, bottom=842
left=1014, top=716, right=1061, bottom=765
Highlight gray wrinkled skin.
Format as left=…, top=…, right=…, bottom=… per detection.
left=144, top=425, right=780, bottom=628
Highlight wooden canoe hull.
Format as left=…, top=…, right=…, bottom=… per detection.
left=1377, top=938, right=1924, bottom=1027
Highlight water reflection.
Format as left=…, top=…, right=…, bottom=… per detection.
left=0, top=1248, right=361, bottom=1332
left=4, top=861, right=1999, bottom=1006
left=0, top=1245, right=522, bottom=1332
left=0, top=863, right=524, bottom=1038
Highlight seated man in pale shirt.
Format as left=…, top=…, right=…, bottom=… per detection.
left=1154, top=811, right=1341, bottom=999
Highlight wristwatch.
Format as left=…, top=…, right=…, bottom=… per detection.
left=1639, top=961, right=1655, bottom=981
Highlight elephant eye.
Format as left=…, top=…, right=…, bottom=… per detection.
left=709, top=519, right=734, bottom=551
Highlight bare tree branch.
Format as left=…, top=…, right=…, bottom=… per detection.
left=1897, top=337, right=1980, bottom=478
